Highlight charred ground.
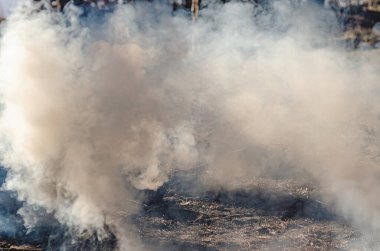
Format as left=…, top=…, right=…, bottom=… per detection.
left=0, top=169, right=363, bottom=251
left=134, top=173, right=359, bottom=251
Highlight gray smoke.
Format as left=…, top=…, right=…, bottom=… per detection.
left=0, top=0, right=380, bottom=249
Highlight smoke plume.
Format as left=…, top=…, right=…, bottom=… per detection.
left=0, top=0, right=380, bottom=249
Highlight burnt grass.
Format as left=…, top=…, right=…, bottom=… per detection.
left=134, top=174, right=358, bottom=251
left=0, top=169, right=361, bottom=250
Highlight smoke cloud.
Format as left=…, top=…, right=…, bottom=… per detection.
left=0, top=0, right=380, bottom=249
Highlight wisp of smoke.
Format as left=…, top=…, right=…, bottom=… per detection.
left=0, top=0, right=380, bottom=249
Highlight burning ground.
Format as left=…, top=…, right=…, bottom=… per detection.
left=1, top=1, right=380, bottom=250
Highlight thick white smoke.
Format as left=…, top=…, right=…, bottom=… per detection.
left=0, top=3, right=200, bottom=247
left=0, top=0, right=380, bottom=249
left=0, top=0, right=24, bottom=19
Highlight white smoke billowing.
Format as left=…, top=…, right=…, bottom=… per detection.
left=0, top=0, right=380, bottom=249
left=0, top=3, right=199, bottom=246
left=0, top=0, right=25, bottom=19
